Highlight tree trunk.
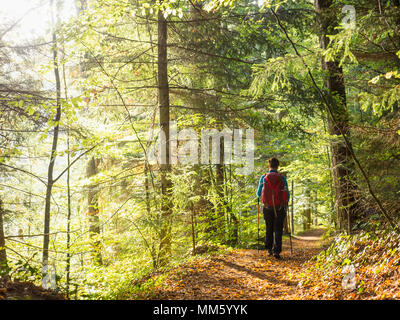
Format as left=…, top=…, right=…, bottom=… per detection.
left=315, top=0, right=359, bottom=233
left=302, top=185, right=312, bottom=231
left=42, top=16, right=62, bottom=270
left=191, top=204, right=196, bottom=256
left=157, top=7, right=172, bottom=267
left=313, top=190, right=318, bottom=226
left=86, top=156, right=102, bottom=265
left=65, top=135, right=72, bottom=296
left=226, top=165, right=238, bottom=246
left=291, top=180, right=295, bottom=234
left=144, top=162, right=152, bottom=217
left=215, top=131, right=225, bottom=242
left=325, top=145, right=337, bottom=228
left=65, top=74, right=72, bottom=298
left=0, top=198, right=7, bottom=275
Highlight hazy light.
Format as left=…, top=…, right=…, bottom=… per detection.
left=0, top=0, right=75, bottom=43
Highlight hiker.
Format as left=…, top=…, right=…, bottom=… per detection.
left=256, top=157, right=290, bottom=259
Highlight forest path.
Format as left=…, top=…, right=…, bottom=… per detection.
left=148, top=228, right=327, bottom=300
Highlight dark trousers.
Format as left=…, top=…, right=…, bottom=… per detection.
left=263, top=206, right=286, bottom=254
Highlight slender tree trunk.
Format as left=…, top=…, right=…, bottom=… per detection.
left=291, top=180, right=295, bottom=234
left=66, top=131, right=72, bottom=296
left=144, top=162, right=158, bottom=268
left=314, top=190, right=318, bottom=226
left=215, top=132, right=225, bottom=242
left=191, top=204, right=196, bottom=256
left=42, top=8, right=62, bottom=269
left=157, top=7, right=172, bottom=267
left=0, top=198, right=7, bottom=275
left=86, top=157, right=102, bottom=265
left=144, top=163, right=151, bottom=216
left=315, top=0, right=360, bottom=233
left=325, top=144, right=337, bottom=228
left=61, top=46, right=72, bottom=297
left=226, top=164, right=238, bottom=246
left=303, top=186, right=312, bottom=231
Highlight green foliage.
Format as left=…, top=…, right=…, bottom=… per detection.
left=1, top=0, right=400, bottom=300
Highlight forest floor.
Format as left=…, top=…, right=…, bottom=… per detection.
left=0, top=278, right=66, bottom=300
left=134, top=229, right=330, bottom=300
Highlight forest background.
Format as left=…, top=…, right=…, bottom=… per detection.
left=0, top=0, right=400, bottom=300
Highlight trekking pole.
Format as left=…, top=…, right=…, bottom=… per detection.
left=257, top=197, right=260, bottom=254
left=287, top=204, right=293, bottom=255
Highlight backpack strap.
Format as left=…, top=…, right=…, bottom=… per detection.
left=277, top=173, right=284, bottom=205
left=262, top=173, right=269, bottom=208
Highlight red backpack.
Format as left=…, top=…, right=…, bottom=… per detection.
left=262, top=172, right=288, bottom=208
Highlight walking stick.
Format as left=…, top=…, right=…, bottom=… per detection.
left=286, top=204, right=293, bottom=255
left=257, top=197, right=260, bottom=254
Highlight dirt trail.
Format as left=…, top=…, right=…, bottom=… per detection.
left=149, top=229, right=327, bottom=300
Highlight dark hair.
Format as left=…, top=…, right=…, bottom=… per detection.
left=268, top=157, right=280, bottom=169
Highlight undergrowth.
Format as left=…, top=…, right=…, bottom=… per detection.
left=297, top=228, right=400, bottom=299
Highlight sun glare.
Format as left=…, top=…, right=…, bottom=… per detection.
left=0, top=0, right=75, bottom=42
